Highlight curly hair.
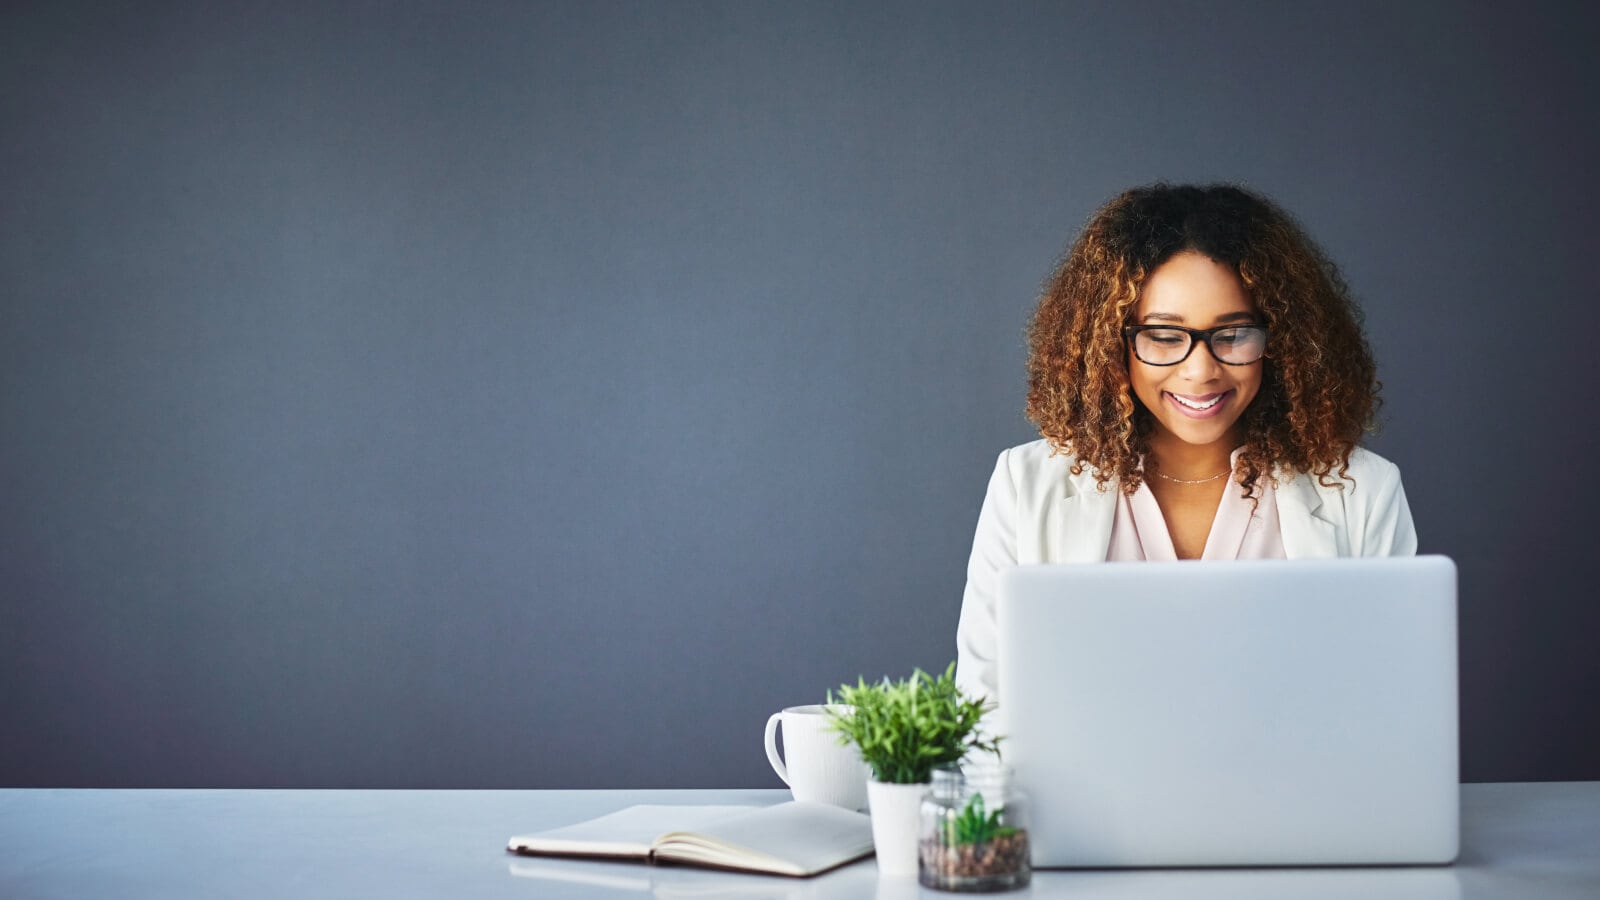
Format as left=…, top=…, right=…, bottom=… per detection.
left=1025, top=183, right=1379, bottom=497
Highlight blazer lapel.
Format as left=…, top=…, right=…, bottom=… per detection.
left=1275, top=471, right=1343, bottom=558
left=1055, top=473, right=1118, bottom=563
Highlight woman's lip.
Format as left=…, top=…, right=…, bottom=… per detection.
left=1165, top=390, right=1232, bottom=419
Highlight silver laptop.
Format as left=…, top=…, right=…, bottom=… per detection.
left=996, top=556, right=1459, bottom=867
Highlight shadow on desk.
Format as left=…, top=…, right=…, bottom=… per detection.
left=510, top=856, right=1463, bottom=900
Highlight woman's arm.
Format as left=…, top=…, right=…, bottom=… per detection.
left=955, top=449, right=1019, bottom=704
left=1352, top=452, right=1419, bottom=556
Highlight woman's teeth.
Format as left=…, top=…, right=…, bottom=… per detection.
left=1171, top=393, right=1222, bottom=410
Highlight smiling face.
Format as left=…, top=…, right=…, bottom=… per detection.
left=1128, top=250, right=1263, bottom=454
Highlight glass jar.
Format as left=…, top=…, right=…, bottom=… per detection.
left=918, top=761, right=1031, bottom=892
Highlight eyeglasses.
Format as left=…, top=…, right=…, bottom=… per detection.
left=1123, top=324, right=1269, bottom=366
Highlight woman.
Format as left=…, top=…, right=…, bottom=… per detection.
left=955, top=184, right=1417, bottom=701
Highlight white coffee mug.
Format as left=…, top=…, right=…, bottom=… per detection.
left=763, top=705, right=870, bottom=811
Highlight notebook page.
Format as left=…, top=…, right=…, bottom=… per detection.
left=658, top=802, right=873, bottom=875
left=509, top=804, right=756, bottom=856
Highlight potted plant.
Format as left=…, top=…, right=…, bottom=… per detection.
left=825, top=662, right=999, bottom=877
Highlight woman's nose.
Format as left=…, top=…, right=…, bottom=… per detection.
left=1178, top=338, right=1224, bottom=380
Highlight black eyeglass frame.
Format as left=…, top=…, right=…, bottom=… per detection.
left=1122, top=324, right=1270, bottom=367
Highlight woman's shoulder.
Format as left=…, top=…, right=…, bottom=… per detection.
left=992, top=439, right=1106, bottom=495
left=1345, top=446, right=1403, bottom=478
left=1277, top=446, right=1404, bottom=496
left=997, top=437, right=1062, bottom=465
left=996, top=437, right=1076, bottom=471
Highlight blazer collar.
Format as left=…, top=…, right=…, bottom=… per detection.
left=1054, top=464, right=1343, bottom=561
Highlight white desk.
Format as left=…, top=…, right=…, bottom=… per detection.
left=1, top=783, right=1596, bottom=898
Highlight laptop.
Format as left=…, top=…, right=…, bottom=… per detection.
left=996, top=556, right=1459, bottom=867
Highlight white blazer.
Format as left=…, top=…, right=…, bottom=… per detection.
left=954, top=439, right=1418, bottom=701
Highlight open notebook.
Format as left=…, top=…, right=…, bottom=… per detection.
left=506, top=803, right=875, bottom=877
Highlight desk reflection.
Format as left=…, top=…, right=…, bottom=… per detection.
left=510, top=857, right=1462, bottom=900
left=1029, top=866, right=1462, bottom=900
left=508, top=857, right=878, bottom=899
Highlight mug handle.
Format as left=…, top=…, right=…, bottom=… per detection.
left=764, top=712, right=790, bottom=786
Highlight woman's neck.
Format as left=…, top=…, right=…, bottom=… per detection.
left=1146, top=432, right=1241, bottom=481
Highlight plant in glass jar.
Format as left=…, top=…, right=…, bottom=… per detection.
left=921, top=759, right=1030, bottom=883
left=920, top=763, right=1031, bottom=892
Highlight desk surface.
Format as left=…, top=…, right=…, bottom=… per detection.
left=2, top=782, right=1596, bottom=899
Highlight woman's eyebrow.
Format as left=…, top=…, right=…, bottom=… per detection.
left=1141, top=311, right=1258, bottom=324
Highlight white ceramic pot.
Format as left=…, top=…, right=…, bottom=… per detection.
left=866, top=779, right=927, bottom=877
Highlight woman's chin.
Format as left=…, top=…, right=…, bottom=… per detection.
left=1152, top=415, right=1244, bottom=450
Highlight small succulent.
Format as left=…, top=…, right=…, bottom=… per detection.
left=946, top=791, right=1016, bottom=846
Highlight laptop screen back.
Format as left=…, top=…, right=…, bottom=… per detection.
left=995, top=556, right=1458, bottom=867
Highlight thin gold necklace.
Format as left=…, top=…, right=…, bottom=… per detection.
left=1151, top=467, right=1231, bottom=485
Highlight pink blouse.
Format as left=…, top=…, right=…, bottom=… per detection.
left=1107, top=450, right=1287, bottom=561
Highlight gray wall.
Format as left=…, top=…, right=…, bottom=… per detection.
left=2, top=1, right=1595, bottom=787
